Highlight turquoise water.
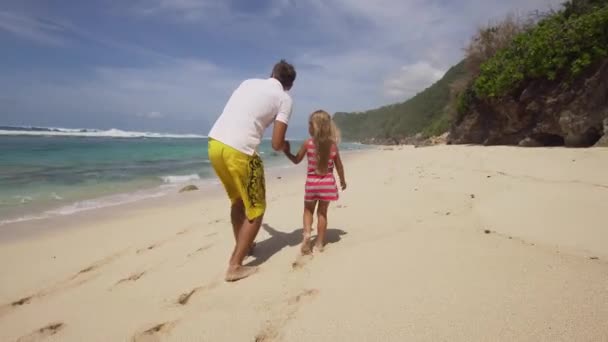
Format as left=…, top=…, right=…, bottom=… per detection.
left=0, top=135, right=365, bottom=225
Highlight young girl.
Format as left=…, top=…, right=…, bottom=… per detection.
left=284, top=110, right=347, bottom=254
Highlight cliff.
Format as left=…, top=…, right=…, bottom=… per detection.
left=450, top=0, right=608, bottom=147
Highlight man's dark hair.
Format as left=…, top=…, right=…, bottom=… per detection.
left=271, top=60, right=296, bottom=90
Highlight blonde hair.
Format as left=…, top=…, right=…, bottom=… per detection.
left=309, top=110, right=340, bottom=174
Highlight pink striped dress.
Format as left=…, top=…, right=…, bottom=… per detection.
left=304, top=138, right=339, bottom=202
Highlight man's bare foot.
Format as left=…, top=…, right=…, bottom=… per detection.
left=313, top=243, right=324, bottom=253
left=225, top=265, right=258, bottom=282
left=301, top=235, right=312, bottom=255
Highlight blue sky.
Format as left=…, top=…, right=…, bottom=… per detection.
left=0, top=0, right=561, bottom=136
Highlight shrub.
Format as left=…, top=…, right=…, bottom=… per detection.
left=464, top=13, right=534, bottom=75
left=456, top=87, right=476, bottom=116
left=472, top=0, right=608, bottom=98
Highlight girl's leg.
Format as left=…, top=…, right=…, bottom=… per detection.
left=315, top=201, right=330, bottom=252
left=302, top=201, right=317, bottom=255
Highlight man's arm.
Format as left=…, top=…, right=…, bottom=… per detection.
left=271, top=121, right=288, bottom=151
left=272, top=94, right=293, bottom=151
left=284, top=142, right=307, bottom=164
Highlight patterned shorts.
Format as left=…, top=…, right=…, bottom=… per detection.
left=208, top=139, right=266, bottom=220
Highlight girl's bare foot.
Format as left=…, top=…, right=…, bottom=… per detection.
left=225, top=265, right=258, bottom=282
left=313, top=243, right=324, bottom=253
left=301, top=234, right=312, bottom=255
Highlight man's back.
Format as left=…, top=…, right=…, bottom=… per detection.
left=208, top=78, right=293, bottom=156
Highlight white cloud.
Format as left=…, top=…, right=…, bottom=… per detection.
left=134, top=0, right=224, bottom=21
left=2, top=57, right=241, bottom=129
left=136, top=111, right=165, bottom=119
left=0, top=10, right=68, bottom=45
left=296, top=0, right=563, bottom=107
left=384, top=62, right=445, bottom=99
left=133, top=0, right=293, bottom=21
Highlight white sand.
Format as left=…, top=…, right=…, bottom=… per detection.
left=0, top=146, right=607, bottom=341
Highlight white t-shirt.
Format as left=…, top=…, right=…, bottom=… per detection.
left=208, top=78, right=293, bottom=156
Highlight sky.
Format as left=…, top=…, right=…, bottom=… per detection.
left=0, top=0, right=562, bottom=136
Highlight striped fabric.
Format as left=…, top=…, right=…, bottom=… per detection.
left=304, top=138, right=339, bottom=202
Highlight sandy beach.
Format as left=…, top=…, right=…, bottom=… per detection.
left=0, top=146, right=607, bottom=341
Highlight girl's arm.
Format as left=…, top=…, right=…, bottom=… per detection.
left=284, top=142, right=307, bottom=165
left=334, top=149, right=347, bottom=190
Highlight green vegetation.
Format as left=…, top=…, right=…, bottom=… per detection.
left=334, top=61, right=468, bottom=141
left=335, top=0, right=608, bottom=143
left=472, top=0, right=608, bottom=98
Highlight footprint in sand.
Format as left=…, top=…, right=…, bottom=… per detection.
left=114, top=271, right=146, bottom=287
left=287, top=289, right=319, bottom=305
left=71, top=252, right=124, bottom=280
left=187, top=244, right=213, bottom=258
left=138, top=231, right=196, bottom=254
left=175, top=224, right=200, bottom=236
left=175, top=281, right=219, bottom=306
left=254, top=326, right=279, bottom=342
left=11, top=296, right=32, bottom=307
left=0, top=295, right=32, bottom=317
left=254, top=289, right=320, bottom=342
left=16, top=322, right=64, bottom=342
left=77, top=265, right=95, bottom=275
left=291, top=254, right=313, bottom=270
left=133, top=321, right=176, bottom=342
left=137, top=243, right=161, bottom=254
left=176, top=288, right=200, bottom=305
left=1, top=252, right=125, bottom=316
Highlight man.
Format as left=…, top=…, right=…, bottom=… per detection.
left=207, top=60, right=296, bottom=282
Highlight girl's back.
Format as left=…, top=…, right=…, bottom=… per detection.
left=305, top=138, right=339, bottom=202
left=305, top=138, right=337, bottom=175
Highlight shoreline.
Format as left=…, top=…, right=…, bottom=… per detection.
left=0, top=156, right=309, bottom=242
left=0, top=149, right=367, bottom=242
left=0, top=136, right=367, bottom=229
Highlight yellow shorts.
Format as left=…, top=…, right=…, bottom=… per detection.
left=208, top=139, right=266, bottom=220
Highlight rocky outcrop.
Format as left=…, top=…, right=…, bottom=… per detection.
left=449, top=59, right=608, bottom=147
left=361, top=132, right=448, bottom=147
left=179, top=185, right=199, bottom=193
left=595, top=118, right=608, bottom=147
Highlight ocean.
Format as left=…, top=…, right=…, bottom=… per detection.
left=0, top=127, right=365, bottom=226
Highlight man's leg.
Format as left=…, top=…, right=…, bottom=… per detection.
left=226, top=214, right=263, bottom=281
left=209, top=139, right=249, bottom=247
left=231, top=199, right=256, bottom=256
left=225, top=155, right=266, bottom=282
left=230, top=200, right=246, bottom=242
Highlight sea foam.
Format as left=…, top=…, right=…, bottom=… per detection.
left=0, top=126, right=206, bottom=139
left=160, top=174, right=201, bottom=184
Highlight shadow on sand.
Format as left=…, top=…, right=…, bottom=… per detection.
left=245, top=224, right=347, bottom=267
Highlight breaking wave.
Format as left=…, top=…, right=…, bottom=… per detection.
left=0, top=126, right=206, bottom=139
